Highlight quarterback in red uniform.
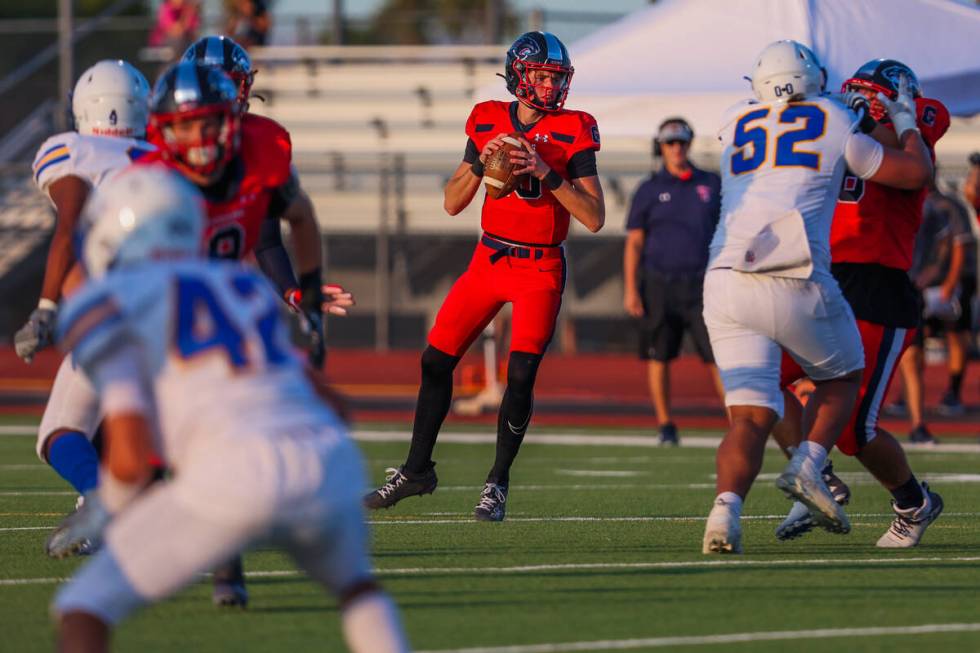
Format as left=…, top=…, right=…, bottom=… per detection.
left=776, top=61, right=948, bottom=547
left=365, top=31, right=605, bottom=521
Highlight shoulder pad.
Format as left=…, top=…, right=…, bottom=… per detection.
left=33, top=132, right=79, bottom=192
left=57, top=280, right=126, bottom=368
left=917, top=98, right=950, bottom=147
left=242, top=114, right=292, bottom=186
left=466, top=101, right=508, bottom=139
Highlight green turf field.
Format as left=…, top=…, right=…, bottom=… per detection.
left=2, top=417, right=980, bottom=652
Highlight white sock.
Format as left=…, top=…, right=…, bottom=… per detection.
left=342, top=592, right=410, bottom=653
left=714, top=491, right=743, bottom=517
left=796, top=441, right=828, bottom=476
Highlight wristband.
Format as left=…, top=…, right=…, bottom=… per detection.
left=38, top=298, right=58, bottom=312
left=299, top=268, right=324, bottom=311
left=544, top=169, right=564, bottom=191
left=470, top=160, right=485, bottom=177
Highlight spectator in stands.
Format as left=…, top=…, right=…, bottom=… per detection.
left=622, top=117, right=724, bottom=445
left=148, top=0, right=201, bottom=57
left=894, top=182, right=976, bottom=442
left=226, top=0, right=271, bottom=48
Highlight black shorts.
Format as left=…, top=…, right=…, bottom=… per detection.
left=637, top=270, right=714, bottom=363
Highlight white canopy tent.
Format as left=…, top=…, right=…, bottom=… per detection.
left=481, top=0, right=980, bottom=140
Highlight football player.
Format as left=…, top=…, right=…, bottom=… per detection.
left=774, top=59, right=948, bottom=548
left=138, top=61, right=354, bottom=606
left=180, top=35, right=350, bottom=368
left=14, top=60, right=153, bottom=505
left=364, top=31, right=605, bottom=521
left=701, top=41, right=934, bottom=553
left=46, top=166, right=409, bottom=653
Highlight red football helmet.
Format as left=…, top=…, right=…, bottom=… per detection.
left=149, top=63, right=242, bottom=183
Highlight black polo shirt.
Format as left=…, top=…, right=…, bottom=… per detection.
left=625, top=166, right=721, bottom=276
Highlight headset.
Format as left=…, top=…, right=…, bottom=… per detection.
left=652, top=117, right=694, bottom=158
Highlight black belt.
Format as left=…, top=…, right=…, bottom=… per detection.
left=481, top=235, right=560, bottom=264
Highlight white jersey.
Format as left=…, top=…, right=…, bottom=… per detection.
left=31, top=131, right=155, bottom=199
left=708, top=95, right=884, bottom=279
left=56, top=259, right=343, bottom=469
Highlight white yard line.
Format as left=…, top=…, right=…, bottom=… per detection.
left=4, top=556, right=980, bottom=587
left=2, top=512, right=978, bottom=533
left=3, top=425, right=979, bottom=453
left=415, top=623, right=980, bottom=653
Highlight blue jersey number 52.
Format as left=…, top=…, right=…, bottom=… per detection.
left=731, top=104, right=826, bottom=175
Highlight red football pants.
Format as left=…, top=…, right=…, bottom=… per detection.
left=780, top=319, right=915, bottom=456
left=427, top=240, right=566, bottom=357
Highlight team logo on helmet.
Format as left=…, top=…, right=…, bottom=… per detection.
left=512, top=37, right=540, bottom=60
left=880, top=64, right=921, bottom=97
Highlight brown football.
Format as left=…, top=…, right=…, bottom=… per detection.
left=483, top=133, right=527, bottom=200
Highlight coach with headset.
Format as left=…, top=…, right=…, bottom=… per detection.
left=623, top=117, right=724, bottom=445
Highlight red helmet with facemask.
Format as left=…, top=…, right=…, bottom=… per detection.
left=149, top=63, right=241, bottom=182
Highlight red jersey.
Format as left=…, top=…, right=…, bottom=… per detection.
left=466, top=100, right=600, bottom=245
left=142, top=113, right=293, bottom=260
left=830, top=97, right=950, bottom=271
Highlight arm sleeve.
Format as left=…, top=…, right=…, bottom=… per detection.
left=843, top=132, right=884, bottom=180
left=566, top=149, right=598, bottom=179
left=254, top=216, right=299, bottom=295
left=267, top=166, right=301, bottom=219
left=463, top=138, right=480, bottom=164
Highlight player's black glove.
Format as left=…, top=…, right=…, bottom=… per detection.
left=14, top=299, right=58, bottom=363
left=969, top=152, right=980, bottom=167
left=299, top=269, right=326, bottom=369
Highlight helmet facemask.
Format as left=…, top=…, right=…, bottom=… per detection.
left=152, top=104, right=241, bottom=184
left=512, top=60, right=573, bottom=112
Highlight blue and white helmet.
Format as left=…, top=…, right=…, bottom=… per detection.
left=72, top=60, right=150, bottom=138
left=80, top=165, right=205, bottom=278
left=750, top=40, right=826, bottom=103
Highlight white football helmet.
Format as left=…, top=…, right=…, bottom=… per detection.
left=72, top=60, right=150, bottom=138
left=80, top=165, right=205, bottom=278
left=751, top=40, right=826, bottom=103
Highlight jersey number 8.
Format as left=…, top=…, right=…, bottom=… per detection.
left=731, top=104, right=827, bottom=175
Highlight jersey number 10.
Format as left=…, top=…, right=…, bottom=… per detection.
left=731, top=104, right=827, bottom=175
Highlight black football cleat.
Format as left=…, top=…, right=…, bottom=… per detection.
left=473, top=482, right=508, bottom=522
left=212, top=557, right=248, bottom=608
left=364, top=464, right=438, bottom=510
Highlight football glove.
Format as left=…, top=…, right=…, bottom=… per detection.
left=14, top=301, right=57, bottom=363
left=45, top=491, right=112, bottom=559
left=285, top=285, right=326, bottom=369
left=877, top=73, right=918, bottom=139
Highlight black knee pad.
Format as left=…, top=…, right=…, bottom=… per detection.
left=506, top=351, right=543, bottom=396
left=420, top=345, right=460, bottom=381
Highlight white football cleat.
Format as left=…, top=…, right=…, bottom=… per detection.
left=775, top=501, right=814, bottom=541
left=877, top=482, right=944, bottom=548
left=702, top=498, right=742, bottom=554
left=776, top=454, right=850, bottom=534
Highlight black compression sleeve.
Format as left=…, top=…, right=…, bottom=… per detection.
left=463, top=138, right=480, bottom=164
left=254, top=217, right=299, bottom=296
left=566, top=149, right=598, bottom=179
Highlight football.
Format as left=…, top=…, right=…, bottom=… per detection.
left=483, top=133, right=527, bottom=199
